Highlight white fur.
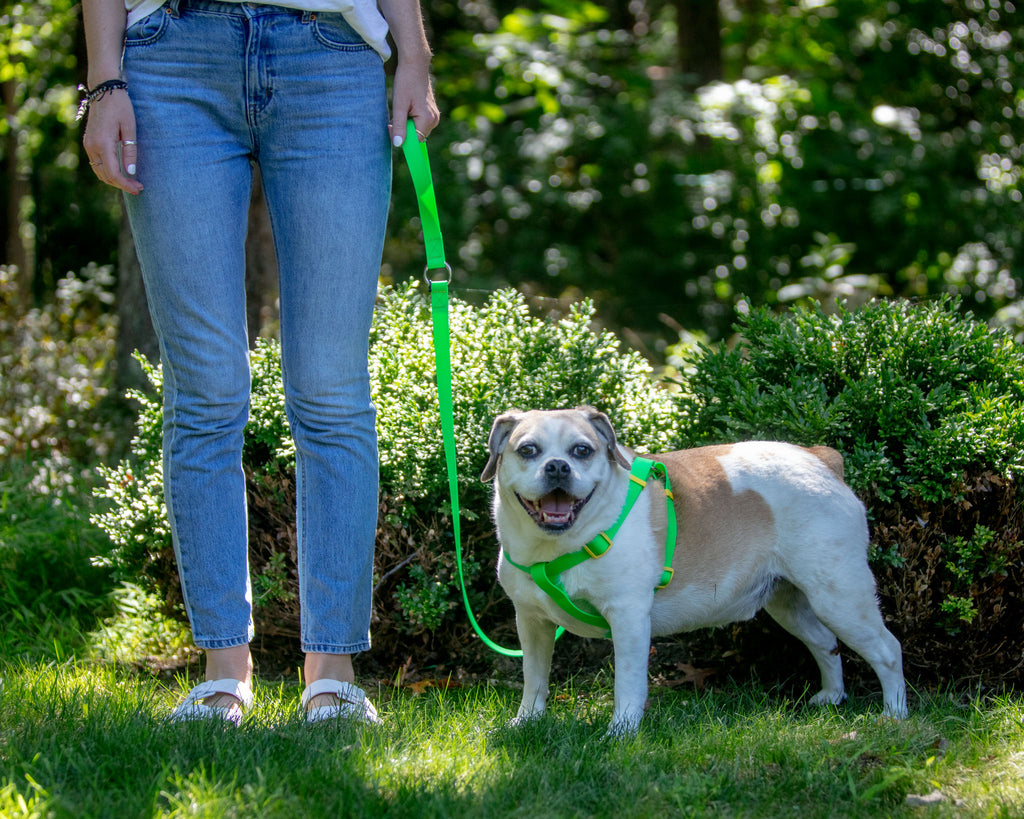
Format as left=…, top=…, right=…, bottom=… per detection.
left=482, top=408, right=908, bottom=735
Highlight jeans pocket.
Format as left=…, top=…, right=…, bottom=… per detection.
left=125, top=9, right=170, bottom=46
left=311, top=13, right=371, bottom=51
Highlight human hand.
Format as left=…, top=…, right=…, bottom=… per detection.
left=82, top=88, right=144, bottom=195
left=389, top=57, right=441, bottom=148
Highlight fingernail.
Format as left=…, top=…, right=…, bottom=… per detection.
left=392, top=135, right=404, bottom=147
left=126, top=163, right=136, bottom=175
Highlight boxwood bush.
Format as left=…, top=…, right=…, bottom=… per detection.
left=93, top=289, right=1024, bottom=687
left=92, top=283, right=680, bottom=670
left=674, top=296, right=1024, bottom=688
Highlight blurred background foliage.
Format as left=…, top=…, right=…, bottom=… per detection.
left=2, top=0, right=1022, bottom=360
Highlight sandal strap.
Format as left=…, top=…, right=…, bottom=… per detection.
left=300, top=679, right=380, bottom=725
left=168, top=678, right=254, bottom=724
left=300, top=679, right=365, bottom=708
left=182, top=678, right=255, bottom=710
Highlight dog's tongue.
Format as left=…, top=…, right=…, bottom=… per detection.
left=538, top=490, right=573, bottom=524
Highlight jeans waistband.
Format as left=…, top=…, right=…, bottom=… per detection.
left=166, top=0, right=316, bottom=19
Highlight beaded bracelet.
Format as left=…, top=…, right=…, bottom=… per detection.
left=75, top=79, right=128, bottom=123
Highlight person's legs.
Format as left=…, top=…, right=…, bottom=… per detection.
left=251, top=9, right=391, bottom=705
left=123, top=0, right=259, bottom=704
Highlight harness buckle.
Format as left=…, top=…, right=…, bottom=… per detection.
left=584, top=531, right=612, bottom=559
left=656, top=567, right=674, bottom=590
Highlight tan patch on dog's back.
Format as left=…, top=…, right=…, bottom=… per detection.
left=807, top=445, right=845, bottom=481
left=646, top=446, right=777, bottom=595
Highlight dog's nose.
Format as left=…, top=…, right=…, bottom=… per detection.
left=544, top=459, right=571, bottom=479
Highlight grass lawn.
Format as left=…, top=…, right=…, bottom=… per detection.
left=2, top=461, right=1022, bottom=817
left=1, top=660, right=1021, bottom=818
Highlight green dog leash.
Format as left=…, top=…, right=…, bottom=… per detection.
left=401, top=123, right=676, bottom=656
left=401, top=123, right=524, bottom=658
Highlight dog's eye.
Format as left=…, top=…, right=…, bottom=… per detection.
left=571, top=444, right=594, bottom=459
left=516, top=443, right=539, bottom=459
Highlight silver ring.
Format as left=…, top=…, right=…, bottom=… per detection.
left=423, top=262, right=453, bottom=286
left=120, top=139, right=137, bottom=146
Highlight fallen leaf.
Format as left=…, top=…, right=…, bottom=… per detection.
left=662, top=663, right=718, bottom=691
left=407, top=677, right=462, bottom=695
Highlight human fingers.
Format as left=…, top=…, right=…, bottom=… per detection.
left=410, top=99, right=441, bottom=141
left=390, top=64, right=440, bottom=147
left=85, top=140, right=143, bottom=195
left=119, top=138, right=138, bottom=179
left=390, top=99, right=440, bottom=147
left=83, top=96, right=143, bottom=195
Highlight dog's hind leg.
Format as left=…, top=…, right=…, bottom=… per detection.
left=797, top=573, right=908, bottom=719
left=764, top=580, right=848, bottom=708
left=512, top=613, right=557, bottom=725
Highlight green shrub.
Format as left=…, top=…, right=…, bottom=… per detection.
left=92, top=283, right=680, bottom=669
left=92, top=290, right=1024, bottom=687
left=674, top=296, right=1024, bottom=687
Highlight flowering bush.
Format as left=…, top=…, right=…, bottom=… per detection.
left=0, top=264, right=118, bottom=492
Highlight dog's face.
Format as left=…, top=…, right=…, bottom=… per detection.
left=481, top=407, right=630, bottom=533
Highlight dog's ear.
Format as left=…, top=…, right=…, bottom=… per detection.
left=481, top=411, right=522, bottom=482
left=580, top=406, right=631, bottom=469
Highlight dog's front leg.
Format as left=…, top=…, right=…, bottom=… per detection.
left=512, top=611, right=557, bottom=724
left=606, top=607, right=653, bottom=736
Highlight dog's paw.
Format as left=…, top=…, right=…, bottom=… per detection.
left=882, top=700, right=909, bottom=720
left=507, top=711, right=544, bottom=728
left=808, top=688, right=848, bottom=708
left=604, top=713, right=642, bottom=739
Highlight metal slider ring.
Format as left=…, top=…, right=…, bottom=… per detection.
left=423, top=261, right=453, bottom=286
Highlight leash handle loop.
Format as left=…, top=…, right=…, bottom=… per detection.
left=402, top=123, right=524, bottom=658
left=401, top=122, right=448, bottom=276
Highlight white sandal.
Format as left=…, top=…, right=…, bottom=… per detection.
left=300, top=679, right=381, bottom=726
left=167, top=678, right=254, bottom=726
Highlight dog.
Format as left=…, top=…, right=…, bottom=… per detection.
left=481, top=406, right=907, bottom=734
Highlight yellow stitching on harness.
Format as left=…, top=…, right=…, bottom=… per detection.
left=656, top=567, right=674, bottom=590
left=629, top=474, right=646, bottom=488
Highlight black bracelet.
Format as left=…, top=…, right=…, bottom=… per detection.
left=75, top=79, right=128, bottom=123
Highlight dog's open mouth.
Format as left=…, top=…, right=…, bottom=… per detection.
left=516, top=488, right=594, bottom=531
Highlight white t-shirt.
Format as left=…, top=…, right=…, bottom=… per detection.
left=124, top=0, right=391, bottom=60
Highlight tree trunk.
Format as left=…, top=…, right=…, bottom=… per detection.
left=674, top=0, right=723, bottom=88
left=2, top=79, right=34, bottom=301
left=115, top=204, right=158, bottom=390
left=245, top=165, right=279, bottom=345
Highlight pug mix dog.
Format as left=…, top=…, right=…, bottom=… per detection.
left=481, top=407, right=907, bottom=735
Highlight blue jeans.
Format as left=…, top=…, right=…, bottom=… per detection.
left=123, top=0, right=390, bottom=654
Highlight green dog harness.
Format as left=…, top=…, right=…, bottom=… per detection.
left=502, top=457, right=677, bottom=637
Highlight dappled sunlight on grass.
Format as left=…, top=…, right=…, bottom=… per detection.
left=0, top=660, right=1022, bottom=817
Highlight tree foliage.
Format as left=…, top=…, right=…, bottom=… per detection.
left=0, top=1, right=118, bottom=297
left=393, top=0, right=1023, bottom=342
left=4, top=0, right=1022, bottom=344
